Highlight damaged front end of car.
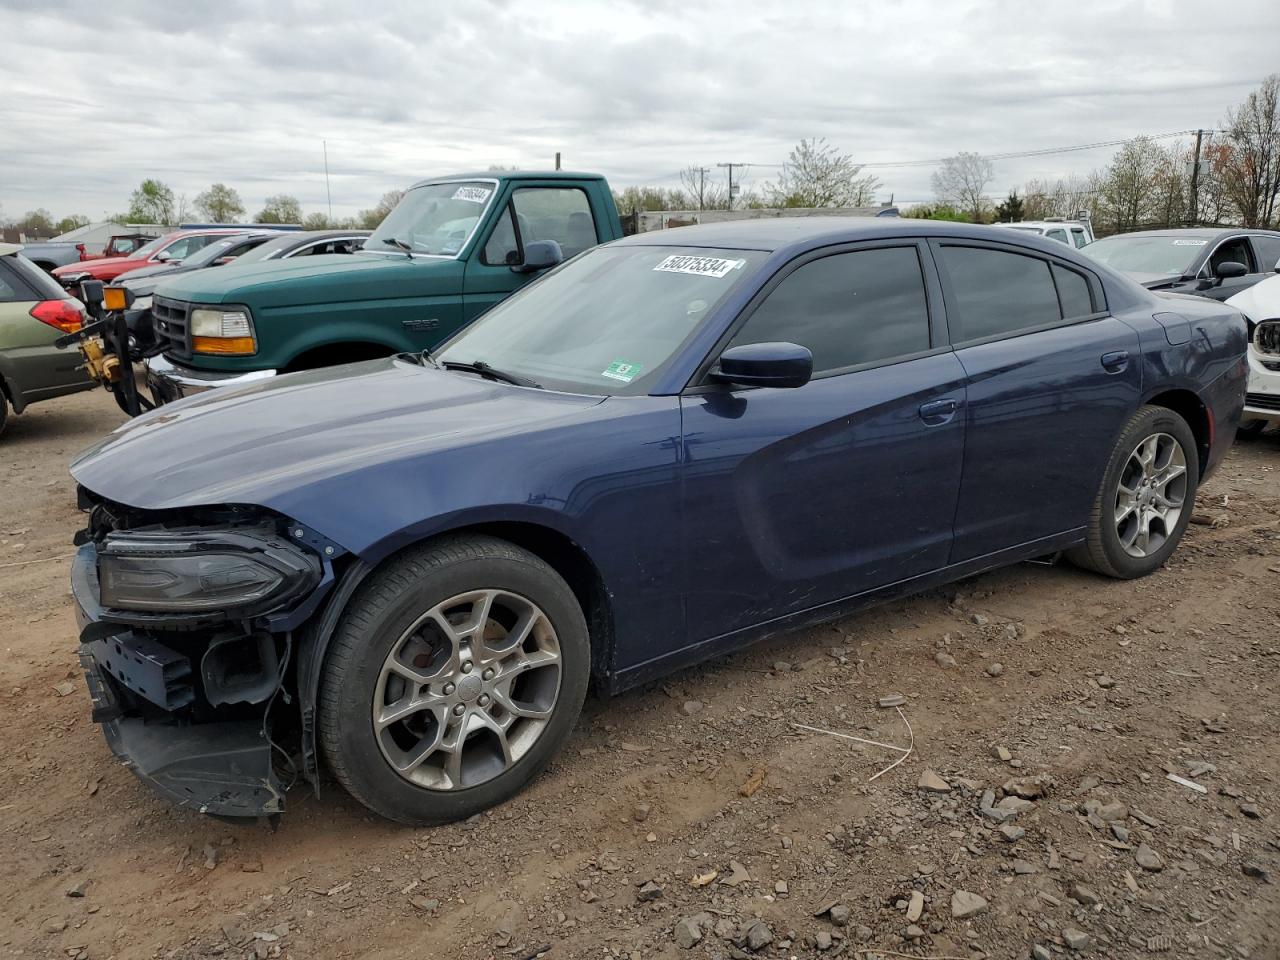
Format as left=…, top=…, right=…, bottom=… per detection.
left=71, top=488, right=344, bottom=819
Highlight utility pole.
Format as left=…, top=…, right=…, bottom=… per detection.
left=323, top=140, right=333, bottom=223
left=694, top=166, right=710, bottom=210
left=1188, top=129, right=1205, bottom=227
left=717, top=163, right=745, bottom=211
left=555, top=151, right=561, bottom=171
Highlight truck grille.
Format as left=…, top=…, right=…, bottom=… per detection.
left=1245, top=393, right=1280, bottom=412
left=152, top=296, right=191, bottom=361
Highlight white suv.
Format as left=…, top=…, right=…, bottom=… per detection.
left=998, top=220, right=1095, bottom=248
left=1227, top=275, right=1280, bottom=435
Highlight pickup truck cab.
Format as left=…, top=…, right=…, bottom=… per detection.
left=144, top=171, right=622, bottom=402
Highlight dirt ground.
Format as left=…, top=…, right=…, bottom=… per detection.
left=1, top=389, right=1277, bottom=960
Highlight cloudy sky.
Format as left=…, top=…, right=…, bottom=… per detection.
left=3, top=0, right=1278, bottom=223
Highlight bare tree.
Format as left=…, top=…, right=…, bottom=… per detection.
left=769, top=138, right=881, bottom=208
left=678, top=166, right=729, bottom=210
left=1219, top=74, right=1280, bottom=228
left=931, top=152, right=994, bottom=222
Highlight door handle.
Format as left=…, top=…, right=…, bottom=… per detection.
left=1101, top=351, right=1130, bottom=373
left=918, top=398, right=958, bottom=424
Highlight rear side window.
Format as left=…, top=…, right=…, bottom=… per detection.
left=729, top=246, right=931, bottom=375
left=8, top=253, right=65, bottom=300
left=1052, top=264, right=1095, bottom=319
left=1046, top=228, right=1068, bottom=244
left=938, top=246, right=1062, bottom=341
left=0, top=263, right=23, bottom=301
left=1252, top=235, right=1280, bottom=273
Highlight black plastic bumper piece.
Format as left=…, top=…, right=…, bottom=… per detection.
left=79, top=647, right=284, bottom=817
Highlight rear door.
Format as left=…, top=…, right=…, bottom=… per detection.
left=932, top=239, right=1142, bottom=562
left=463, top=184, right=605, bottom=321
left=680, top=241, right=967, bottom=642
left=0, top=255, right=84, bottom=396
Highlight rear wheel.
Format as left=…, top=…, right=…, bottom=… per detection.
left=0, top=389, right=8, bottom=439
left=319, top=535, right=590, bottom=825
left=1068, top=405, right=1199, bottom=579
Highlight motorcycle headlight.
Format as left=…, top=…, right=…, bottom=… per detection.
left=98, top=526, right=321, bottom=617
left=190, top=306, right=256, bottom=355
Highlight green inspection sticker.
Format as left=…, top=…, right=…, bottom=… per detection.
left=601, top=360, right=643, bottom=382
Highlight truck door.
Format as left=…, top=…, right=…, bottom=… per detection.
left=463, top=185, right=605, bottom=322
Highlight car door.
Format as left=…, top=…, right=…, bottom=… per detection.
left=462, top=185, right=604, bottom=322
left=679, top=241, right=967, bottom=643
left=1249, top=235, right=1280, bottom=278
left=931, top=240, right=1143, bottom=562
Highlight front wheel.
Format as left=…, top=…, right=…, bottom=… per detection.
left=319, top=535, right=590, bottom=825
left=1067, top=405, right=1199, bottom=579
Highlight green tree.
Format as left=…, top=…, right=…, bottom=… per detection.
left=768, top=138, right=881, bottom=208
left=357, top=189, right=407, bottom=229
left=301, top=211, right=333, bottom=230
left=194, top=183, right=245, bottom=223
left=127, top=179, right=176, bottom=224
left=903, top=203, right=971, bottom=222
left=15, top=208, right=55, bottom=236
left=257, top=194, right=304, bottom=224
left=55, top=214, right=91, bottom=234
left=993, top=190, right=1025, bottom=223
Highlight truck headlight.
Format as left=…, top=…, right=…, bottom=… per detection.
left=191, top=307, right=256, bottom=355
left=130, top=295, right=153, bottom=312
left=98, top=526, right=321, bottom=617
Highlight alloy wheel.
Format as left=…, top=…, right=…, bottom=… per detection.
left=1114, top=432, right=1188, bottom=559
left=372, top=589, right=562, bottom=791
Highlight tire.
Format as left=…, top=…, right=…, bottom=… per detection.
left=319, top=534, right=590, bottom=825
left=1067, top=405, right=1199, bottom=579
left=1237, top=418, right=1268, bottom=439
left=0, top=389, right=8, bottom=439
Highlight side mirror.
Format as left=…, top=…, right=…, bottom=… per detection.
left=213, top=256, right=236, bottom=266
left=712, top=342, right=813, bottom=389
left=154, top=250, right=174, bottom=262
left=1273, top=258, right=1279, bottom=274
left=513, top=240, right=563, bottom=274
left=1216, top=260, right=1248, bottom=281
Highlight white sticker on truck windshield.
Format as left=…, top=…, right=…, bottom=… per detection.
left=452, top=186, right=492, bottom=203
left=1172, top=239, right=1208, bottom=246
left=653, top=254, right=745, bottom=278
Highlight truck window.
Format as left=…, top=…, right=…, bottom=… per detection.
left=1046, top=228, right=1068, bottom=244
left=483, top=188, right=601, bottom=265
left=1070, top=228, right=1088, bottom=248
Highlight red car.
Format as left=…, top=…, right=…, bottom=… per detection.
left=52, top=229, right=245, bottom=289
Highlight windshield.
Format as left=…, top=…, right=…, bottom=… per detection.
left=436, top=245, right=766, bottom=395
left=233, top=234, right=296, bottom=264
left=1083, top=235, right=1209, bottom=278
left=180, top=236, right=251, bottom=267
left=367, top=181, right=495, bottom=257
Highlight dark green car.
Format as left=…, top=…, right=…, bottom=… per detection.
left=145, top=171, right=624, bottom=402
left=0, top=244, right=92, bottom=437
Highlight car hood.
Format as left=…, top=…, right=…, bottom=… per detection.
left=117, top=262, right=187, bottom=288
left=71, top=357, right=604, bottom=533
left=154, top=252, right=454, bottom=307
left=53, top=256, right=146, bottom=278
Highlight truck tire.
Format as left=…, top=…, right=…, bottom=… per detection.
left=319, top=534, right=590, bottom=825
left=1067, top=405, right=1199, bottom=579
left=0, top=388, right=8, bottom=439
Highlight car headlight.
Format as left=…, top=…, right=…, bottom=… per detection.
left=98, top=526, right=321, bottom=618
left=190, top=306, right=256, bottom=355
left=131, top=295, right=153, bottom=312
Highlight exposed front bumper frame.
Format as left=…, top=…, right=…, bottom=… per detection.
left=145, top=354, right=277, bottom=404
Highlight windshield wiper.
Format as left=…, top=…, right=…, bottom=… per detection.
left=441, top=359, right=541, bottom=389
left=382, top=237, right=413, bottom=258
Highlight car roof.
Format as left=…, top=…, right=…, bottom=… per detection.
left=1098, top=228, right=1280, bottom=240
left=1001, top=221, right=1089, bottom=229
left=613, top=216, right=1049, bottom=252
left=409, top=170, right=606, bottom=189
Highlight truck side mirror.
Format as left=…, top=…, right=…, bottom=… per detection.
left=513, top=240, right=563, bottom=274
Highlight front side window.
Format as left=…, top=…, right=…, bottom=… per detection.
left=1208, top=237, right=1255, bottom=275
left=728, top=246, right=931, bottom=375
left=162, top=235, right=219, bottom=260
left=1046, top=228, right=1068, bottom=244
left=939, top=245, right=1062, bottom=342
left=1251, top=235, right=1280, bottom=273
left=483, top=188, right=600, bottom=266
left=1070, top=228, right=1089, bottom=248
left=436, top=245, right=766, bottom=395
left=366, top=180, right=497, bottom=257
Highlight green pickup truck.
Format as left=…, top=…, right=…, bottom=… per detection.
left=145, top=171, right=623, bottom=402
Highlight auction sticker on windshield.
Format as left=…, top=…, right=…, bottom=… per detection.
left=452, top=186, right=492, bottom=203
left=654, top=254, right=745, bottom=278
left=1172, top=239, right=1208, bottom=246
left=601, top=360, right=643, bottom=382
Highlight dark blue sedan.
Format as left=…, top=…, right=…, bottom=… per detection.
left=68, top=218, right=1247, bottom=824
